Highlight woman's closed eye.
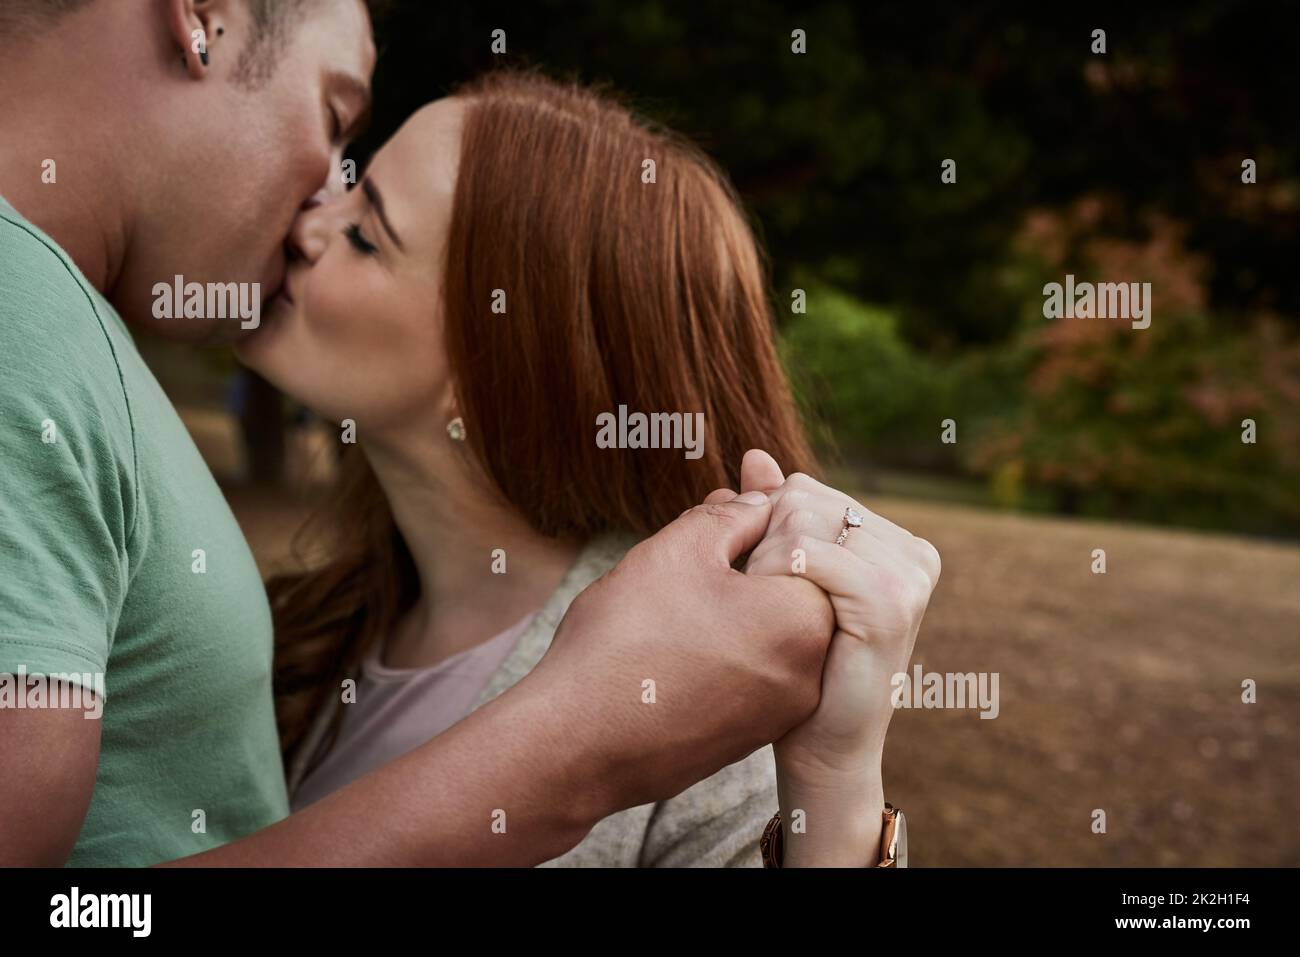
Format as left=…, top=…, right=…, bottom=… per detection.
left=344, top=223, right=378, bottom=255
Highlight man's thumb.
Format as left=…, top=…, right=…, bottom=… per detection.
left=673, top=491, right=772, bottom=567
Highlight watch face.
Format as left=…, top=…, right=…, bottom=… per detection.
left=893, top=811, right=908, bottom=867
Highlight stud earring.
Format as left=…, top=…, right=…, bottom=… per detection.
left=446, top=417, right=466, bottom=442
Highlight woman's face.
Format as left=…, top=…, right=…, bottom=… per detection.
left=236, top=98, right=465, bottom=436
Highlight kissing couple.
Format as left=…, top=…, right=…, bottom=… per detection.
left=0, top=0, right=938, bottom=868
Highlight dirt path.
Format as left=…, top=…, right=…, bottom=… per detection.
left=861, top=496, right=1299, bottom=866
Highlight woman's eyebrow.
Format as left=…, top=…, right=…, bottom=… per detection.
left=362, top=178, right=404, bottom=250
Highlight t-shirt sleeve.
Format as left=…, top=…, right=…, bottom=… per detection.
left=0, top=216, right=135, bottom=689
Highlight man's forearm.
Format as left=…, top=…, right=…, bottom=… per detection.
left=161, top=675, right=605, bottom=867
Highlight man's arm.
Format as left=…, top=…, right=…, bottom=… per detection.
left=2, top=493, right=833, bottom=867
left=0, top=674, right=600, bottom=867
left=169, top=494, right=833, bottom=866
left=0, top=686, right=101, bottom=866
left=165, top=672, right=600, bottom=866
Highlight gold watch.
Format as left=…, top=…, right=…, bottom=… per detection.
left=760, top=803, right=906, bottom=867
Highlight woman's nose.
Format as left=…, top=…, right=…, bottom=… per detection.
left=287, top=189, right=339, bottom=264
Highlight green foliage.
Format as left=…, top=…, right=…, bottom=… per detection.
left=965, top=314, right=1300, bottom=535
left=781, top=284, right=948, bottom=466
left=781, top=287, right=1300, bottom=535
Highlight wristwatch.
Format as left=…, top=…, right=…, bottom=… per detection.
left=760, top=803, right=906, bottom=867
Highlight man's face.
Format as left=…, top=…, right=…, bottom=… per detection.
left=115, top=0, right=376, bottom=341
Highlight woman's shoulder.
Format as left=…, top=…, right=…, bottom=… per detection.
left=573, top=531, right=642, bottom=579
left=540, top=745, right=777, bottom=868
left=636, top=745, right=777, bottom=867
left=528, top=531, right=641, bottom=630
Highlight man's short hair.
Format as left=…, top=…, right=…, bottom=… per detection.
left=0, top=0, right=96, bottom=33
left=232, top=0, right=321, bottom=89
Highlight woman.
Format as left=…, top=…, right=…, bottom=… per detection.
left=237, top=71, right=934, bottom=866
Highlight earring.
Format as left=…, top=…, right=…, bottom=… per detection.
left=179, top=45, right=210, bottom=67
left=446, top=417, right=466, bottom=442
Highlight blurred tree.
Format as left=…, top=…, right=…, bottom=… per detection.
left=357, top=0, right=1298, bottom=351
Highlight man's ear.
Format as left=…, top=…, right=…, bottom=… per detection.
left=163, top=0, right=234, bottom=80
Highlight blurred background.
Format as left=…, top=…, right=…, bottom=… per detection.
left=145, top=0, right=1300, bottom=865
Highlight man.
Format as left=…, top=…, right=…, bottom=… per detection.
left=0, top=0, right=882, bottom=867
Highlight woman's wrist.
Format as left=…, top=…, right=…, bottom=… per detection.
left=774, top=758, right=887, bottom=867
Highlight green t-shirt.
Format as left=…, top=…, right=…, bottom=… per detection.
left=0, top=197, right=289, bottom=865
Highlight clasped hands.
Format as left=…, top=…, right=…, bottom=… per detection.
left=536, top=449, right=940, bottom=857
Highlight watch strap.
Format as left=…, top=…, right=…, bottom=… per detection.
left=760, top=803, right=903, bottom=867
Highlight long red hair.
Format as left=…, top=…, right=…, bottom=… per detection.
left=271, top=70, right=816, bottom=768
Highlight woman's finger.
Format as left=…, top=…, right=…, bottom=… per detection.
left=740, top=448, right=786, bottom=494
left=761, top=487, right=903, bottom=571
left=749, top=534, right=931, bottom=643
left=747, top=506, right=892, bottom=581
left=745, top=503, right=833, bottom=572
left=770, top=473, right=916, bottom=549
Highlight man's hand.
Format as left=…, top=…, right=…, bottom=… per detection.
left=526, top=490, right=835, bottom=819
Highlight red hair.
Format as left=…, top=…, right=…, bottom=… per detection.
left=272, top=70, right=816, bottom=764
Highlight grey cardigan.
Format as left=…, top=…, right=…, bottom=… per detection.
left=284, top=534, right=777, bottom=866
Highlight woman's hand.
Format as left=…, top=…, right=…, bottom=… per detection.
left=713, top=451, right=940, bottom=865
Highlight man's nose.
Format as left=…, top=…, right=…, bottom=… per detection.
left=287, top=189, right=339, bottom=264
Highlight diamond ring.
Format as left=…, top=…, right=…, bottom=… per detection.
left=834, top=506, right=864, bottom=546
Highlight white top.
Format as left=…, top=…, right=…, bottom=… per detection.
left=289, top=612, right=535, bottom=811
